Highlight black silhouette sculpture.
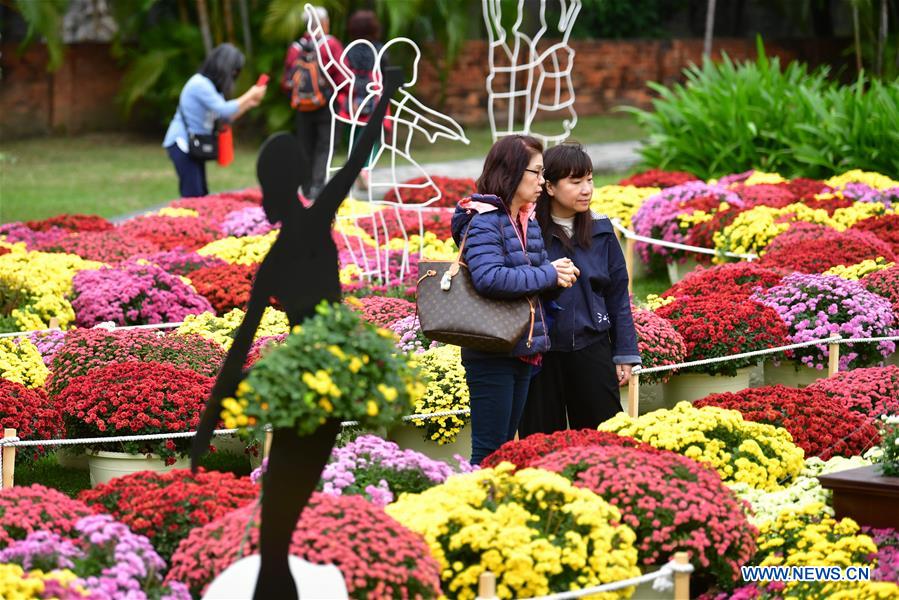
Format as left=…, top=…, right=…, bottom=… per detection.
left=192, top=66, right=403, bottom=600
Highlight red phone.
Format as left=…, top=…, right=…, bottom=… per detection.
left=256, top=74, right=269, bottom=86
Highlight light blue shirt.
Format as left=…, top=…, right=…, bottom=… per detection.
left=162, top=74, right=240, bottom=151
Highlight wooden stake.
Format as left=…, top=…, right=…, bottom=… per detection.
left=624, top=237, right=636, bottom=295
left=673, top=551, right=690, bottom=600
left=2, top=428, right=16, bottom=489
left=262, top=429, right=273, bottom=459
left=627, top=372, right=640, bottom=418
left=476, top=571, right=497, bottom=600
left=828, top=340, right=840, bottom=376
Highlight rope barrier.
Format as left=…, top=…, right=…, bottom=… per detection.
left=0, top=321, right=185, bottom=339
left=609, top=218, right=758, bottom=260
left=521, top=559, right=694, bottom=599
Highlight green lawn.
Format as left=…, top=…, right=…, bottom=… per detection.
left=1, top=114, right=642, bottom=223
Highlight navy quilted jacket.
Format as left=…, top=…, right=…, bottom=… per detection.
left=544, top=215, right=641, bottom=364
left=451, top=194, right=557, bottom=356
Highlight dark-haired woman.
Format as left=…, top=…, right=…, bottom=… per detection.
left=518, top=142, right=640, bottom=437
left=163, top=43, right=267, bottom=197
left=450, top=135, right=579, bottom=464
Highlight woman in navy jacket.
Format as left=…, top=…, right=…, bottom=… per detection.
left=451, top=135, right=578, bottom=464
left=519, top=142, right=641, bottom=437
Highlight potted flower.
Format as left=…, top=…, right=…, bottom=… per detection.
left=58, top=361, right=215, bottom=485
left=318, top=434, right=472, bottom=506
left=0, top=514, right=190, bottom=599
left=222, top=301, right=420, bottom=447
left=0, top=484, right=92, bottom=549
left=809, top=365, right=899, bottom=418
left=387, top=344, right=471, bottom=462
left=631, top=182, right=741, bottom=281
left=167, top=493, right=442, bottom=599
left=534, top=444, right=758, bottom=593
left=481, top=428, right=648, bottom=470
left=655, top=293, right=789, bottom=402
left=753, top=273, right=896, bottom=385
left=862, top=266, right=899, bottom=365
left=386, top=464, right=641, bottom=599
left=599, top=402, right=805, bottom=491
left=78, top=468, right=258, bottom=562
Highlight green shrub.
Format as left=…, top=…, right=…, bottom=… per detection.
left=627, top=38, right=899, bottom=180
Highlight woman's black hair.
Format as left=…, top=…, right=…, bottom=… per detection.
left=477, top=135, right=543, bottom=212
left=347, top=9, right=381, bottom=41
left=199, top=43, right=245, bottom=96
left=536, top=142, right=594, bottom=250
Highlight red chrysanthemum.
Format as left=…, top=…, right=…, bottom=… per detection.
left=189, top=262, right=258, bottom=314
left=481, top=428, right=649, bottom=470
left=0, top=485, right=92, bottom=548
left=618, top=169, right=699, bottom=188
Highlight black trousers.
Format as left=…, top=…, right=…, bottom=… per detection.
left=294, top=107, right=332, bottom=200
left=518, top=336, right=623, bottom=438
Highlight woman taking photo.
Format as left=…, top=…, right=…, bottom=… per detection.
left=519, top=142, right=640, bottom=437
left=163, top=43, right=267, bottom=197
left=450, top=135, right=578, bottom=464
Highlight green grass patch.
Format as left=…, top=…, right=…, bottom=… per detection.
left=1, top=114, right=641, bottom=223
left=632, top=271, right=671, bottom=304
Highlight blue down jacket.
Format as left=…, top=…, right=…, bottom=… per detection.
left=544, top=214, right=641, bottom=364
left=451, top=194, right=558, bottom=356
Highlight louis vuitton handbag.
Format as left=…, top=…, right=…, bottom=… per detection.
left=416, top=223, right=535, bottom=353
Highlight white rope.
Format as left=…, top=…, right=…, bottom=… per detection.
left=340, top=408, right=471, bottom=428
left=0, top=321, right=185, bottom=339
left=633, top=335, right=843, bottom=375
left=609, top=218, right=758, bottom=260
left=834, top=335, right=899, bottom=344
left=0, top=428, right=238, bottom=449
left=523, top=559, right=694, bottom=599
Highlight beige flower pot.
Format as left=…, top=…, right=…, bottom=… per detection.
left=663, top=366, right=754, bottom=404
left=88, top=451, right=188, bottom=487
left=763, top=361, right=826, bottom=388
left=666, top=257, right=700, bottom=285
left=387, top=423, right=471, bottom=464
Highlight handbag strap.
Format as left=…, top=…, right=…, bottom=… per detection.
left=177, top=104, right=192, bottom=135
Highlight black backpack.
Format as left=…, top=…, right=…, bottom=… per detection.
left=344, top=43, right=381, bottom=118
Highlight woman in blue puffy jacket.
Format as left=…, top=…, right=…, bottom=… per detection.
left=451, top=135, right=579, bottom=464
left=519, top=142, right=641, bottom=437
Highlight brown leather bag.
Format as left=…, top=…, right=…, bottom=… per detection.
left=416, top=223, right=536, bottom=353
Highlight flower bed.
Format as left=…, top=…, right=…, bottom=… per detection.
left=0, top=514, right=190, bottom=599
left=187, top=262, right=257, bottom=314
left=534, top=444, right=757, bottom=587
left=347, top=295, right=415, bottom=327
left=382, top=175, right=476, bottom=207
left=26, top=214, right=113, bottom=233
left=808, top=366, right=899, bottom=418
left=481, top=428, right=647, bottom=469
left=320, top=434, right=472, bottom=506
left=655, top=294, right=789, bottom=376
left=176, top=307, right=288, bottom=349
left=71, top=262, right=212, bottom=327
left=758, top=228, right=896, bottom=273
left=386, top=464, right=640, bottom=599
left=631, top=307, right=687, bottom=383
left=136, top=248, right=225, bottom=276
left=167, top=494, right=442, bottom=598
left=599, top=402, right=805, bottom=490
left=0, top=485, right=92, bottom=548
left=590, top=185, right=660, bottom=228
left=59, top=361, right=214, bottom=463
left=40, top=229, right=161, bottom=264
left=0, top=563, right=86, bottom=599
left=694, top=386, right=880, bottom=460
left=662, top=262, right=786, bottom=300
left=618, top=169, right=699, bottom=188
left=116, top=214, right=219, bottom=251
left=220, top=206, right=276, bottom=237
left=387, top=314, right=438, bottom=354
left=0, top=338, right=49, bottom=389
left=46, top=328, right=224, bottom=397
left=0, top=379, right=63, bottom=458
left=852, top=213, right=899, bottom=253
left=863, top=265, right=899, bottom=312
left=78, top=469, right=258, bottom=561
left=409, top=345, right=469, bottom=443
left=753, top=273, right=896, bottom=370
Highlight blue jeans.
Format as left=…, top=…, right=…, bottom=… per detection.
left=166, top=144, right=208, bottom=197
left=462, top=356, right=533, bottom=465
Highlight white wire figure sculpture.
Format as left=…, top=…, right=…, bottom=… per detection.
left=305, top=4, right=470, bottom=287
left=483, top=0, right=581, bottom=146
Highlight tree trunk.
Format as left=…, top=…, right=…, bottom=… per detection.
left=852, top=1, right=863, bottom=73
left=704, top=0, right=717, bottom=59
left=176, top=0, right=190, bottom=24
left=238, top=0, right=253, bottom=60
left=196, top=0, right=213, bottom=54
left=223, top=0, right=235, bottom=44
left=877, top=0, right=888, bottom=76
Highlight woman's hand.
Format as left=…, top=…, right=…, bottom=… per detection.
left=552, top=257, right=579, bottom=288
left=616, top=364, right=633, bottom=386
left=234, top=84, right=267, bottom=119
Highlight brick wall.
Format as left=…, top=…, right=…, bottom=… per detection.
left=1, top=43, right=124, bottom=138
left=414, top=37, right=850, bottom=125
left=1, top=37, right=848, bottom=138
